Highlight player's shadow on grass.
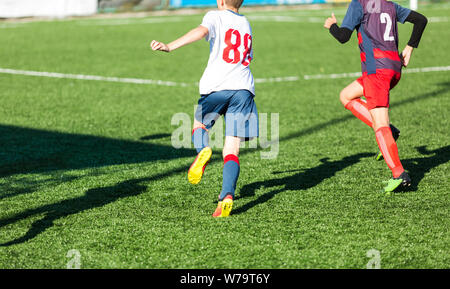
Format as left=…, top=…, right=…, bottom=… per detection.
left=1, top=81, right=447, bottom=181
left=0, top=125, right=192, bottom=179
left=402, top=145, right=450, bottom=192
left=233, top=152, right=373, bottom=215
left=234, top=145, right=450, bottom=215
left=279, top=81, right=450, bottom=143
left=0, top=177, right=149, bottom=247
left=139, top=133, right=171, bottom=141
left=0, top=158, right=194, bottom=246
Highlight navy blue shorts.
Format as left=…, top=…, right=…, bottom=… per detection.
left=195, top=90, right=258, bottom=139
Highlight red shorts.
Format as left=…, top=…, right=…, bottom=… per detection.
left=356, top=69, right=401, bottom=110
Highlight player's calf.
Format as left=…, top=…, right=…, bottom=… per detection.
left=188, top=122, right=212, bottom=185
left=192, top=122, right=209, bottom=153
left=188, top=146, right=212, bottom=185
left=375, top=126, right=405, bottom=178
left=376, top=124, right=400, bottom=160
left=213, top=136, right=241, bottom=217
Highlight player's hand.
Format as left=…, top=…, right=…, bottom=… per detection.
left=401, top=45, right=414, bottom=67
left=324, top=13, right=337, bottom=29
left=151, top=40, right=170, bottom=52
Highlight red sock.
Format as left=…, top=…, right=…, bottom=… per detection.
left=345, top=98, right=373, bottom=128
left=375, top=127, right=404, bottom=178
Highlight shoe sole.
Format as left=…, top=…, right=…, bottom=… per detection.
left=384, top=179, right=411, bottom=195
left=213, top=198, right=233, bottom=218
left=188, top=147, right=212, bottom=185
left=384, top=179, right=403, bottom=193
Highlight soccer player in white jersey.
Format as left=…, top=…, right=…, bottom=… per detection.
left=151, top=0, right=258, bottom=217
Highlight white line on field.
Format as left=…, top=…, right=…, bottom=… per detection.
left=76, top=15, right=327, bottom=26
left=247, top=15, right=324, bottom=23
left=428, top=16, right=449, bottom=23
left=255, top=76, right=300, bottom=83
left=0, top=67, right=298, bottom=86
left=249, top=15, right=448, bottom=23
left=0, top=23, right=24, bottom=28
left=76, top=14, right=448, bottom=26
left=1, top=14, right=447, bottom=29
left=77, top=17, right=186, bottom=26
left=0, top=66, right=448, bottom=86
left=303, top=65, right=450, bottom=80
left=0, top=68, right=190, bottom=87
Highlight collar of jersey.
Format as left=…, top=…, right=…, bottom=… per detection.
left=226, top=9, right=243, bottom=16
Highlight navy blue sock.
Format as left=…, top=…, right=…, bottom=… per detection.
left=219, top=154, right=240, bottom=200
left=192, top=127, right=209, bottom=153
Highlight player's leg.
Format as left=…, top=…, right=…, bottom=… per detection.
left=374, top=72, right=402, bottom=160
left=188, top=93, right=227, bottom=185
left=340, top=79, right=373, bottom=127
left=341, top=80, right=401, bottom=140
left=371, top=107, right=410, bottom=192
left=212, top=136, right=241, bottom=218
left=192, top=119, right=210, bottom=153
left=212, top=90, right=258, bottom=217
left=343, top=76, right=400, bottom=161
left=375, top=124, right=400, bottom=161
left=188, top=118, right=213, bottom=185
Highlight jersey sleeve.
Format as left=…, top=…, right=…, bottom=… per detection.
left=200, top=11, right=216, bottom=42
left=249, top=26, right=254, bottom=61
left=341, top=0, right=364, bottom=31
left=393, top=2, right=411, bottom=24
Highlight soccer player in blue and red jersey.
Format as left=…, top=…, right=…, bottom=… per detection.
left=324, top=0, right=427, bottom=192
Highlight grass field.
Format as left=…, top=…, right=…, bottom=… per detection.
left=0, top=2, right=449, bottom=269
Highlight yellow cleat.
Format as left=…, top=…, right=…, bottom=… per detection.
left=212, top=195, right=233, bottom=218
left=188, top=147, right=212, bottom=185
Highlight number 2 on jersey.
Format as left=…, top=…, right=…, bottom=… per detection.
left=222, top=29, right=252, bottom=66
left=380, top=13, right=394, bottom=41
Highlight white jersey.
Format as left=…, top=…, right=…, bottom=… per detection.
left=199, top=10, right=254, bottom=95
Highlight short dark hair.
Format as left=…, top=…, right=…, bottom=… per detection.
left=225, top=0, right=244, bottom=9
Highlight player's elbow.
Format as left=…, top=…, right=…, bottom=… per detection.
left=409, top=11, right=428, bottom=27
left=417, top=13, right=428, bottom=27
left=337, top=37, right=350, bottom=44
left=197, top=25, right=209, bottom=38
left=331, top=27, right=352, bottom=44
left=422, top=15, right=428, bottom=27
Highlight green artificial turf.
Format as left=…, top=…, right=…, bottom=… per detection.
left=0, top=2, right=448, bottom=268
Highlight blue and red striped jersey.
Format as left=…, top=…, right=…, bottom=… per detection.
left=341, top=0, right=411, bottom=74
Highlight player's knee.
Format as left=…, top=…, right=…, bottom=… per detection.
left=339, top=90, right=351, bottom=107
left=372, top=122, right=389, bottom=131
left=372, top=117, right=389, bottom=131
left=192, top=120, right=206, bottom=131
left=223, top=143, right=240, bottom=158
left=223, top=136, right=241, bottom=157
left=223, top=147, right=239, bottom=158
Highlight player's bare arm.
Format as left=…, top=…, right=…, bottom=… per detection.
left=401, top=11, right=428, bottom=67
left=400, top=45, right=414, bottom=67
left=151, top=25, right=209, bottom=53
left=324, top=13, right=353, bottom=44
left=323, top=13, right=337, bottom=29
